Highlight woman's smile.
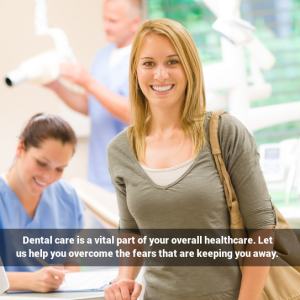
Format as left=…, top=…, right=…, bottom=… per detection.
left=33, top=177, right=47, bottom=188
left=150, top=84, right=175, bottom=95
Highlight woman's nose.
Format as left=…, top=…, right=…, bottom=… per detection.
left=154, top=65, right=169, bottom=81
left=43, top=169, right=55, bottom=183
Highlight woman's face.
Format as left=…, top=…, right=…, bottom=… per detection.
left=137, top=33, right=187, bottom=110
left=16, top=139, right=73, bottom=196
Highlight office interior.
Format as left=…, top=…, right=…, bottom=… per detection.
left=0, top=0, right=299, bottom=245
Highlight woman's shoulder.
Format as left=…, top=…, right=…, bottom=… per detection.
left=46, top=179, right=78, bottom=204
left=46, top=179, right=85, bottom=215
left=204, top=111, right=249, bottom=137
left=107, top=128, right=130, bottom=156
left=0, top=174, right=12, bottom=199
left=218, top=113, right=253, bottom=147
left=0, top=175, right=7, bottom=190
left=0, top=177, right=7, bottom=206
left=50, top=178, right=75, bottom=192
left=107, top=128, right=139, bottom=175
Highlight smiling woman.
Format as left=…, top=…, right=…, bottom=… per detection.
left=0, top=114, right=86, bottom=293
left=106, top=18, right=276, bottom=300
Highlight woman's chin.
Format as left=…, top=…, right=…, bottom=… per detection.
left=151, top=100, right=178, bottom=109
left=29, top=188, right=43, bottom=197
left=28, top=182, right=45, bottom=196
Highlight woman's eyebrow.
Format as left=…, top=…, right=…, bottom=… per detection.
left=38, top=157, right=50, bottom=162
left=140, top=54, right=179, bottom=60
left=58, top=164, right=68, bottom=168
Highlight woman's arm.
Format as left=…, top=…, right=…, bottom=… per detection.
left=104, top=232, right=144, bottom=300
left=218, top=115, right=277, bottom=298
left=219, top=114, right=277, bottom=236
left=6, top=272, right=32, bottom=291
left=107, top=142, right=145, bottom=299
left=104, top=266, right=143, bottom=300
left=7, top=267, right=66, bottom=292
left=238, top=227, right=275, bottom=300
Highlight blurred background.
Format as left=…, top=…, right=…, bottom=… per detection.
left=1, top=0, right=299, bottom=221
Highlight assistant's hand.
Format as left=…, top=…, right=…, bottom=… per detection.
left=43, top=79, right=60, bottom=91
left=59, top=63, right=92, bottom=89
left=104, top=279, right=142, bottom=300
left=28, top=266, right=67, bottom=293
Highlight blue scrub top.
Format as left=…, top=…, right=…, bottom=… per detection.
left=88, top=44, right=129, bottom=193
left=0, top=177, right=86, bottom=272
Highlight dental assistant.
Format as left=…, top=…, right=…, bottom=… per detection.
left=45, top=0, right=142, bottom=192
left=0, top=114, right=85, bottom=292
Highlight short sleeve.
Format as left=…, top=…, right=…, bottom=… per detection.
left=218, top=114, right=276, bottom=235
left=56, top=179, right=86, bottom=230
left=73, top=189, right=86, bottom=229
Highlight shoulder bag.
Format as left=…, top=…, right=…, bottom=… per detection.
left=209, top=110, right=300, bottom=300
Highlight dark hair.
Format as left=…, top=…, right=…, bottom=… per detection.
left=20, top=113, right=77, bottom=152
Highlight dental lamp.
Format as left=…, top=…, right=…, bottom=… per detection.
left=212, top=17, right=276, bottom=70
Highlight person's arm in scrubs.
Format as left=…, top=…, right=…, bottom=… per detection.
left=44, top=63, right=130, bottom=123
left=6, top=267, right=66, bottom=293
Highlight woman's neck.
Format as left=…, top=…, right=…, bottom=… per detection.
left=148, top=104, right=182, bottom=137
left=7, top=165, right=40, bottom=210
left=144, top=104, right=193, bottom=168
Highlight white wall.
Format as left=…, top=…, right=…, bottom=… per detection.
left=0, top=0, right=106, bottom=180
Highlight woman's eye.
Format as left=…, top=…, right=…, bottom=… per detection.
left=37, top=160, right=47, bottom=167
left=56, top=168, right=64, bottom=173
left=168, top=60, right=178, bottom=65
left=144, top=62, right=154, bottom=66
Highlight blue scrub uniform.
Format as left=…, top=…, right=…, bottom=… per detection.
left=0, top=177, right=86, bottom=272
left=88, top=44, right=129, bottom=193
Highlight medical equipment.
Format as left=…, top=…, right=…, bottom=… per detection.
left=4, top=0, right=83, bottom=94
left=6, top=50, right=70, bottom=86
left=212, top=17, right=275, bottom=70
left=259, top=138, right=300, bottom=203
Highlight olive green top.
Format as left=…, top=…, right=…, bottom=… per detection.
left=107, top=112, right=276, bottom=300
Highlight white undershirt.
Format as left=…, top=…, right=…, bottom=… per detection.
left=140, top=156, right=196, bottom=186
left=109, top=44, right=132, bottom=69
left=0, top=172, right=8, bottom=185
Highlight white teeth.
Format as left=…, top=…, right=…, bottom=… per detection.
left=152, top=85, right=173, bottom=92
left=34, top=178, right=46, bottom=186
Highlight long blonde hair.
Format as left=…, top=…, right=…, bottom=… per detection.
left=128, top=18, right=206, bottom=162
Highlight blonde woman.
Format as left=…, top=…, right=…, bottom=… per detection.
left=106, top=19, right=276, bottom=300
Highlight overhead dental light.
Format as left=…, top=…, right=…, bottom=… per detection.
left=212, top=17, right=255, bottom=45
left=212, top=17, right=276, bottom=70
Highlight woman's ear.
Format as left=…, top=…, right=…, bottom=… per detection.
left=16, top=140, right=25, bottom=159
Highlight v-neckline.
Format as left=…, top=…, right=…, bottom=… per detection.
left=2, top=175, right=42, bottom=225
left=125, top=137, right=204, bottom=190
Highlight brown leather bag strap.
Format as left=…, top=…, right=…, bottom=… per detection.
left=210, top=112, right=300, bottom=300
left=209, top=110, right=245, bottom=230
left=209, top=109, right=227, bottom=155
